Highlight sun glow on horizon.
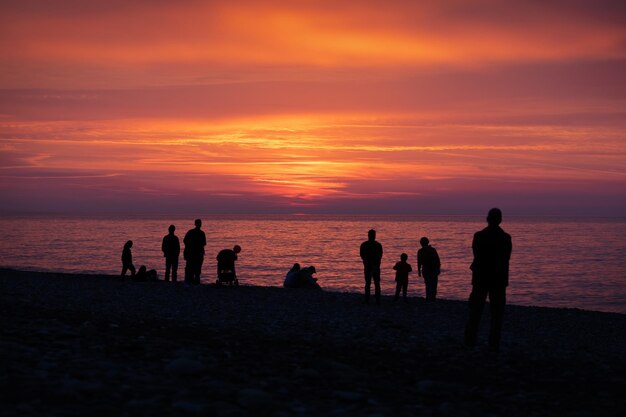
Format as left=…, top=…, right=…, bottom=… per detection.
left=0, top=1, right=625, bottom=214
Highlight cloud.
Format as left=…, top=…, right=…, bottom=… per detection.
left=0, top=0, right=625, bottom=215
left=1, top=1, right=625, bottom=88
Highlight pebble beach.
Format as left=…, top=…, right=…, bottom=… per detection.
left=1, top=268, right=625, bottom=416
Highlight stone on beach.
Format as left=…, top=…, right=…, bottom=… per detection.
left=1, top=268, right=625, bottom=417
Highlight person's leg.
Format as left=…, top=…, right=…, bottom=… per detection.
left=364, top=266, right=372, bottom=304
left=424, top=271, right=434, bottom=300
left=402, top=281, right=408, bottom=300
left=184, top=261, right=192, bottom=284
left=121, top=265, right=128, bottom=277
left=194, top=257, right=203, bottom=284
left=373, top=265, right=381, bottom=305
left=165, top=259, right=171, bottom=281
left=129, top=264, right=136, bottom=277
left=394, top=281, right=401, bottom=300
left=464, top=285, right=488, bottom=347
left=488, top=287, right=506, bottom=349
left=432, top=274, right=439, bottom=300
left=171, top=258, right=178, bottom=282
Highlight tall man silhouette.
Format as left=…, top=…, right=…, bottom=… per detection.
left=360, top=229, right=383, bottom=305
left=464, top=208, right=512, bottom=350
left=162, top=224, right=180, bottom=282
left=183, top=219, right=206, bottom=285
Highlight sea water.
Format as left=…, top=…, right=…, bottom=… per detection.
left=1, top=215, right=624, bottom=313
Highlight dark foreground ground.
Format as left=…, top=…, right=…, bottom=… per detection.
left=1, top=269, right=625, bottom=417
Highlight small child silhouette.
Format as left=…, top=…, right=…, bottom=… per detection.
left=393, top=253, right=412, bottom=302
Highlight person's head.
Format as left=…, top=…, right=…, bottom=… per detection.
left=420, top=237, right=429, bottom=247
left=487, top=208, right=502, bottom=226
left=368, top=229, right=376, bottom=240
left=194, top=218, right=202, bottom=228
left=400, top=253, right=408, bottom=262
left=138, top=265, right=146, bottom=273
left=168, top=224, right=175, bottom=234
left=125, top=240, right=133, bottom=249
left=233, top=245, right=241, bottom=254
left=291, top=263, right=301, bottom=271
left=307, top=266, right=316, bottom=274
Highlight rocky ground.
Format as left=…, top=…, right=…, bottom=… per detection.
left=1, top=269, right=625, bottom=416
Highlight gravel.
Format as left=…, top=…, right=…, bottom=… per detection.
left=1, top=268, right=625, bottom=416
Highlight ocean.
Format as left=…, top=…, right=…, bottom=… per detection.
left=1, top=215, right=625, bottom=313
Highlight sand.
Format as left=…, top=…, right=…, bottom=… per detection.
left=1, top=268, right=625, bottom=416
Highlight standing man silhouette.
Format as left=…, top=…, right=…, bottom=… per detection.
left=464, top=208, right=512, bottom=350
left=417, top=237, right=441, bottom=301
left=183, top=219, right=206, bottom=285
left=162, top=224, right=180, bottom=282
left=360, top=229, right=383, bottom=305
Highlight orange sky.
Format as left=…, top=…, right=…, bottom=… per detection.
left=1, top=0, right=625, bottom=215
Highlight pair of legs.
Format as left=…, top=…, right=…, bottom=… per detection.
left=364, top=264, right=381, bottom=304
left=184, top=257, right=203, bottom=284
left=165, top=257, right=178, bottom=282
left=464, top=285, right=506, bottom=348
left=121, top=263, right=135, bottom=278
left=423, top=269, right=439, bottom=301
left=394, top=280, right=408, bottom=301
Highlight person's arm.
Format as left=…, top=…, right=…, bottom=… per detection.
left=434, top=248, right=441, bottom=269
left=161, top=237, right=166, bottom=255
left=393, top=262, right=398, bottom=271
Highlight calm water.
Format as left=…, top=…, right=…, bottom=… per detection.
left=1, top=215, right=625, bottom=313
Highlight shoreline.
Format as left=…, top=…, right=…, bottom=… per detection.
left=2, top=268, right=625, bottom=416
left=2, top=266, right=624, bottom=315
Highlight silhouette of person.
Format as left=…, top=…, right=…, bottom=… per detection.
left=464, top=208, right=512, bottom=350
left=298, top=266, right=319, bottom=289
left=217, top=245, right=241, bottom=280
left=183, top=219, right=206, bottom=285
left=417, top=237, right=441, bottom=301
left=134, top=265, right=158, bottom=282
left=162, top=224, right=180, bottom=282
left=393, top=253, right=412, bottom=302
left=121, top=240, right=135, bottom=278
left=283, top=263, right=301, bottom=288
left=360, top=229, right=383, bottom=304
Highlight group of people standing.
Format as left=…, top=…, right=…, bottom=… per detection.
left=360, top=230, right=441, bottom=305
left=121, top=218, right=241, bottom=285
left=121, top=208, right=512, bottom=349
left=359, top=207, right=512, bottom=349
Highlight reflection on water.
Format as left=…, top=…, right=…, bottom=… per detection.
left=1, top=215, right=625, bottom=313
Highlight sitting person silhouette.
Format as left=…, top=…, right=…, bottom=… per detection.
left=283, top=263, right=301, bottom=288
left=133, top=265, right=158, bottom=282
left=283, top=264, right=319, bottom=289
left=298, top=266, right=320, bottom=289
left=121, top=240, right=136, bottom=278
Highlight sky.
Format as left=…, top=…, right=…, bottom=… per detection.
left=1, top=0, right=625, bottom=216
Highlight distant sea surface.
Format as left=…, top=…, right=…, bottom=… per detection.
left=1, top=215, right=625, bottom=313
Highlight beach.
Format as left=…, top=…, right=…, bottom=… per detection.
left=1, top=269, right=625, bottom=417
